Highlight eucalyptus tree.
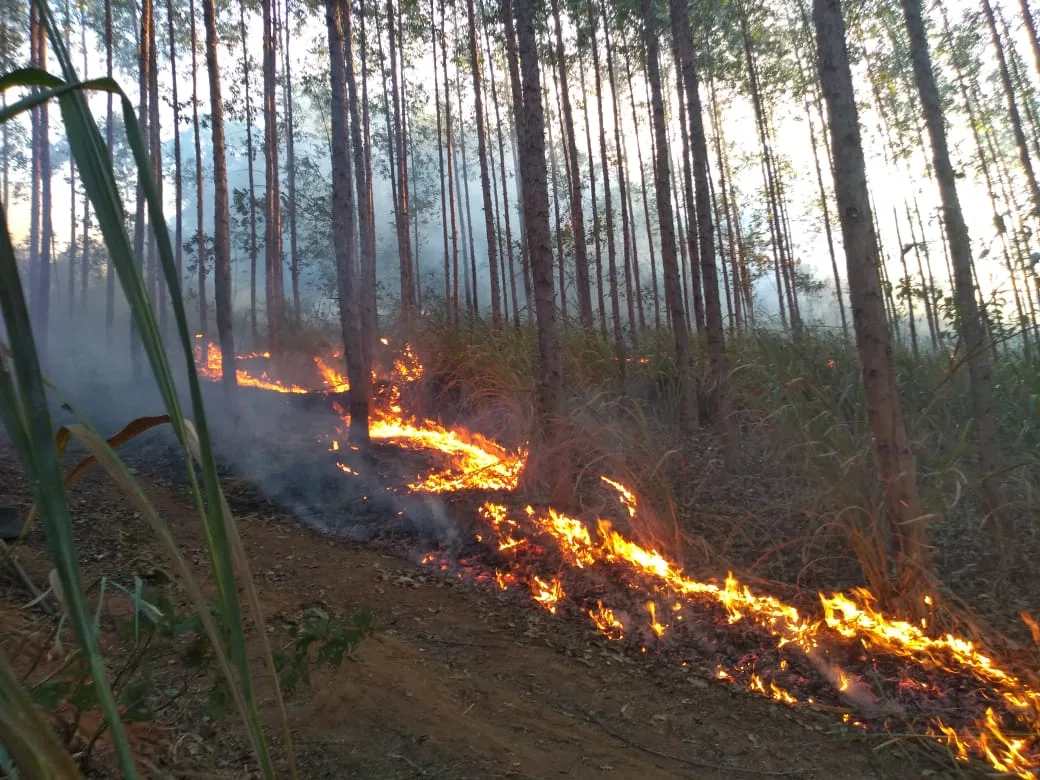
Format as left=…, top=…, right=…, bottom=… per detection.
left=814, top=0, right=927, bottom=599
left=326, top=0, right=368, bottom=442
left=897, top=0, right=1003, bottom=519
left=203, top=0, right=236, bottom=392
left=639, top=0, right=696, bottom=430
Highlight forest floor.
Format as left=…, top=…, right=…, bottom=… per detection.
left=0, top=436, right=974, bottom=779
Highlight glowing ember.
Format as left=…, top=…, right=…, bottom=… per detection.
left=195, top=339, right=1040, bottom=777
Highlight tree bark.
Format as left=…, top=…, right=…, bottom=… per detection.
left=640, top=0, right=696, bottom=429
left=283, top=0, right=301, bottom=322
left=510, top=0, right=564, bottom=479
left=345, top=0, right=376, bottom=420
left=327, top=0, right=369, bottom=443
left=672, top=0, right=734, bottom=464
left=387, top=0, right=415, bottom=324
left=588, top=10, right=625, bottom=369
left=262, top=0, right=283, bottom=352
left=901, top=0, right=1002, bottom=514
left=465, top=0, right=502, bottom=327
left=191, top=0, right=207, bottom=334
left=203, top=0, right=236, bottom=396
left=549, top=0, right=593, bottom=328
left=239, top=0, right=259, bottom=342
left=815, top=0, right=927, bottom=599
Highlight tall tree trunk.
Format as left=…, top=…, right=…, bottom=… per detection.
left=432, top=0, right=451, bottom=318
left=624, top=41, right=657, bottom=330
left=455, top=106, right=478, bottom=316
left=387, top=0, right=415, bottom=324
left=983, top=0, right=1040, bottom=217
left=577, top=49, right=606, bottom=336
left=346, top=0, right=377, bottom=402
left=105, top=0, right=115, bottom=341
left=262, top=0, right=283, bottom=352
left=549, top=0, right=593, bottom=328
left=601, top=1, right=637, bottom=342
left=483, top=17, right=521, bottom=326
left=501, top=0, right=534, bottom=324
left=203, top=0, right=236, bottom=395
left=465, top=0, right=502, bottom=327
left=814, top=0, right=926, bottom=600
left=239, top=0, right=259, bottom=342
left=191, top=0, right=207, bottom=333
left=131, top=0, right=148, bottom=376
left=283, top=0, right=301, bottom=321
left=671, top=51, right=705, bottom=333
left=327, top=0, right=368, bottom=442
left=80, top=1, right=91, bottom=310
left=547, top=99, right=568, bottom=326
left=148, top=0, right=163, bottom=330
left=588, top=11, right=625, bottom=369
left=510, top=0, right=564, bottom=481
left=28, top=3, right=41, bottom=333
left=359, top=0, right=378, bottom=363
left=640, top=0, right=696, bottom=429
left=1019, top=0, right=1040, bottom=82
left=167, top=0, right=183, bottom=313
left=438, top=0, right=460, bottom=323
left=901, top=0, right=1002, bottom=515
left=672, top=0, right=735, bottom=464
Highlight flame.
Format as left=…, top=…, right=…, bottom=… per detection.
left=195, top=339, right=1040, bottom=777
left=194, top=342, right=309, bottom=393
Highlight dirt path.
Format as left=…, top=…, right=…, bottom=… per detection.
left=0, top=444, right=963, bottom=779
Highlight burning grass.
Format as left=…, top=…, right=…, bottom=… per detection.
left=195, top=336, right=1040, bottom=777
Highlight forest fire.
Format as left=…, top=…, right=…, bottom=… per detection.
left=196, top=339, right=1040, bottom=777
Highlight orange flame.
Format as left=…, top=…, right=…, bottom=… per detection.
left=197, top=339, right=1040, bottom=777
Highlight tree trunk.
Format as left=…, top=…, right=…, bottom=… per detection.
left=547, top=98, right=569, bottom=326
left=600, top=1, right=637, bottom=343
left=901, top=0, right=1002, bottom=515
left=167, top=0, right=183, bottom=313
left=483, top=17, right=521, bottom=327
left=432, top=0, right=451, bottom=318
left=588, top=10, right=625, bottom=369
left=577, top=48, right=606, bottom=336
left=345, top=0, right=376, bottom=417
left=624, top=41, right=657, bottom=330
left=282, top=0, right=301, bottom=322
left=191, top=0, right=207, bottom=334
left=262, top=0, right=283, bottom=352
left=80, top=1, right=91, bottom=310
left=105, top=0, right=115, bottom=341
left=147, top=0, right=163, bottom=330
left=1019, top=0, right=1040, bottom=92
left=465, top=0, right=502, bottom=327
left=672, top=0, right=734, bottom=464
left=510, top=0, right=564, bottom=484
left=814, top=0, right=926, bottom=600
left=549, top=0, right=593, bottom=328
left=983, top=0, right=1040, bottom=217
left=437, top=0, right=460, bottom=323
left=327, top=0, right=369, bottom=443
left=203, top=0, right=236, bottom=395
left=640, top=0, right=696, bottom=429
left=238, top=0, right=259, bottom=343
left=501, top=0, right=534, bottom=324
left=131, top=0, right=147, bottom=376
left=387, top=0, right=415, bottom=324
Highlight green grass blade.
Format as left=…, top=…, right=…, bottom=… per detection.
left=0, top=205, right=136, bottom=775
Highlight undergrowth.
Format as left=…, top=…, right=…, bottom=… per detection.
left=400, top=316, right=1040, bottom=646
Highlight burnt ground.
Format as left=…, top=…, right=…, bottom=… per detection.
left=0, top=427, right=977, bottom=780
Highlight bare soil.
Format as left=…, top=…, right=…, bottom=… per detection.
left=0, top=437, right=975, bottom=779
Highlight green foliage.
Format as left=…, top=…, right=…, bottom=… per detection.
left=274, top=606, right=375, bottom=697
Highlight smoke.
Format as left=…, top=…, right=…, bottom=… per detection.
left=14, top=286, right=464, bottom=549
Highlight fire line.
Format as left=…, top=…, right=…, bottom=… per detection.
left=195, top=338, right=1040, bottom=778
